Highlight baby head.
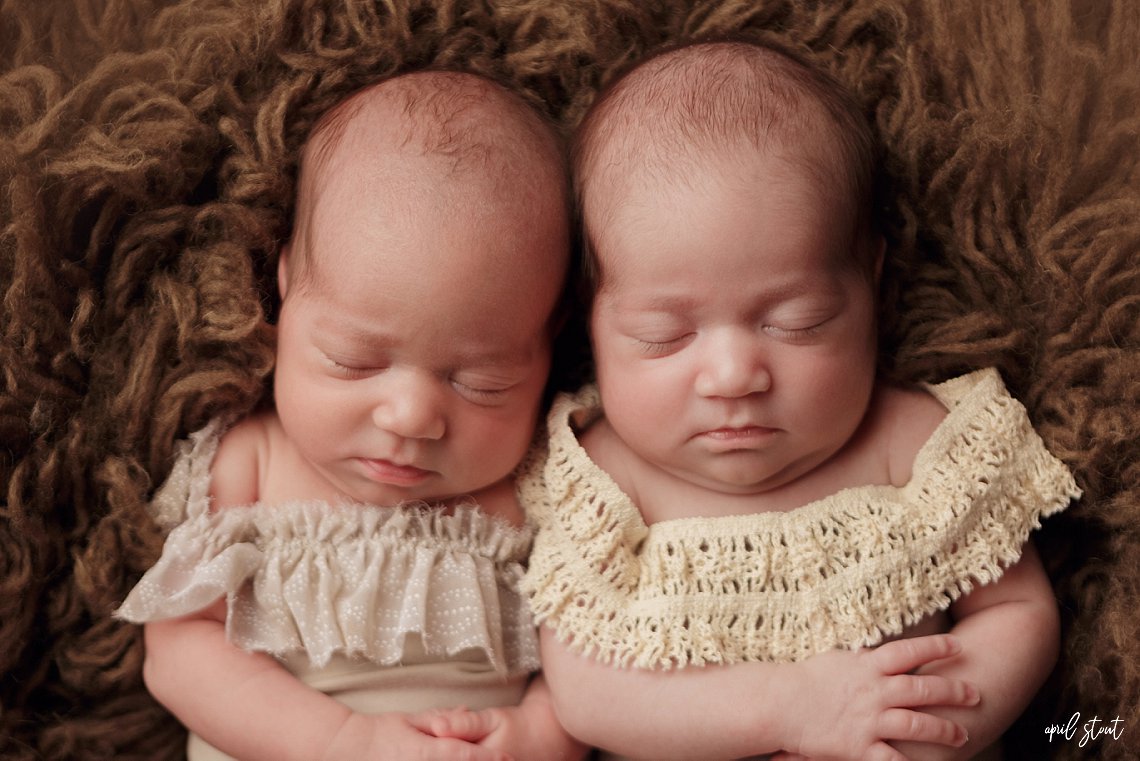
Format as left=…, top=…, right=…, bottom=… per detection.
left=575, top=38, right=881, bottom=298
left=574, top=40, right=886, bottom=495
left=274, top=70, right=569, bottom=506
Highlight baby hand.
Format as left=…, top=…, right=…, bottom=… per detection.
left=419, top=706, right=500, bottom=744
left=322, top=710, right=510, bottom=761
left=783, top=634, right=979, bottom=761
left=424, top=705, right=585, bottom=761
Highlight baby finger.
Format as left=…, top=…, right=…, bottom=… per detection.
left=870, top=634, right=962, bottom=675
left=877, top=707, right=968, bottom=747
left=426, top=737, right=511, bottom=761
left=430, top=709, right=500, bottom=741
left=888, top=674, right=979, bottom=708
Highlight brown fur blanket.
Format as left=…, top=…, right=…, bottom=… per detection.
left=2, top=1, right=1137, bottom=758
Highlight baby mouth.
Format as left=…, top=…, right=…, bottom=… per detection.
left=702, top=426, right=778, bottom=439
left=358, top=458, right=433, bottom=485
left=697, top=426, right=780, bottom=446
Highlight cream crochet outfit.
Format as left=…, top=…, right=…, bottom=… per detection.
left=521, top=368, right=1081, bottom=670
left=116, top=420, right=539, bottom=760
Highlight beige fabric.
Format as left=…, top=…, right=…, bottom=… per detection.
left=117, top=421, right=541, bottom=760
left=521, top=368, right=1081, bottom=669
left=116, top=419, right=541, bottom=676
left=187, top=648, right=528, bottom=761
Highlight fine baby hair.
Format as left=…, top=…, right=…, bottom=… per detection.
left=572, top=36, right=883, bottom=301
left=287, top=69, right=568, bottom=287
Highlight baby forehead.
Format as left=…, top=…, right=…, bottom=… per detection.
left=581, top=108, right=844, bottom=201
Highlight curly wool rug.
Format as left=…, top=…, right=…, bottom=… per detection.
left=1, top=1, right=1137, bottom=759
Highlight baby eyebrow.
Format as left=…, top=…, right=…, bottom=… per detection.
left=457, top=349, right=537, bottom=370
left=311, top=315, right=394, bottom=345
left=613, top=285, right=828, bottom=316
left=606, top=293, right=699, bottom=314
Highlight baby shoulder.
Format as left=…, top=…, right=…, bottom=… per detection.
left=578, top=416, right=638, bottom=499
left=877, top=384, right=949, bottom=487
left=208, top=412, right=273, bottom=508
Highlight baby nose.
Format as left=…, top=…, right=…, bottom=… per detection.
left=693, top=330, right=772, bottom=399
left=371, top=371, right=446, bottom=440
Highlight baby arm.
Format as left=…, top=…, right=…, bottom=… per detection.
left=143, top=600, right=510, bottom=761
left=889, top=541, right=1060, bottom=761
left=537, top=625, right=978, bottom=761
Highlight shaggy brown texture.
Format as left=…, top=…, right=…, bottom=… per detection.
left=1, top=0, right=1136, bottom=758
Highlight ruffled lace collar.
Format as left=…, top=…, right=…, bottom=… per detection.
left=117, top=421, right=539, bottom=675
left=521, top=368, right=1080, bottom=668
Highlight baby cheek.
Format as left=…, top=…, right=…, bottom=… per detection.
left=599, top=367, right=675, bottom=434
left=799, top=358, right=875, bottom=430
left=471, top=400, right=541, bottom=462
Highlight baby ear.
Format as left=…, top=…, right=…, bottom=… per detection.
left=871, top=234, right=886, bottom=285
left=277, top=244, right=292, bottom=299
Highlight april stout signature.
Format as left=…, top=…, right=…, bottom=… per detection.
left=1045, top=712, right=1125, bottom=747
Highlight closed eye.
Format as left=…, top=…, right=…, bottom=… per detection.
left=634, top=334, right=694, bottom=356
left=323, top=354, right=384, bottom=379
left=451, top=379, right=514, bottom=405
left=762, top=321, right=829, bottom=341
